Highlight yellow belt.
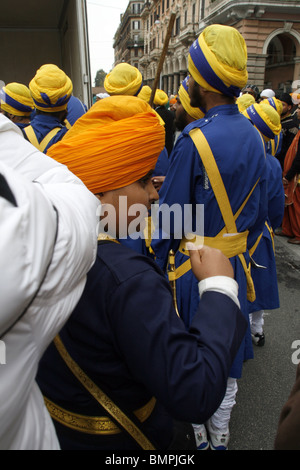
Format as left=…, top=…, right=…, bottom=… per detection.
left=44, top=396, right=156, bottom=436
left=179, top=230, right=249, bottom=258
left=173, top=230, right=249, bottom=281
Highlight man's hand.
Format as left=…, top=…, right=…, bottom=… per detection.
left=187, top=243, right=234, bottom=281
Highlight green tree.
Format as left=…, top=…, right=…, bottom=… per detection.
left=94, top=69, right=107, bottom=87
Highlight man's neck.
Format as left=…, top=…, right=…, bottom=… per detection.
left=202, top=92, right=235, bottom=112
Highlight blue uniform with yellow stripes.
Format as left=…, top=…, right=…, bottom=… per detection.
left=248, top=151, right=284, bottom=313
left=37, top=239, right=247, bottom=450
left=151, top=104, right=268, bottom=379
left=23, top=114, right=68, bottom=153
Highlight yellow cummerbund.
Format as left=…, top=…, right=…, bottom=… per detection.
left=44, top=396, right=156, bottom=436
left=179, top=230, right=249, bottom=259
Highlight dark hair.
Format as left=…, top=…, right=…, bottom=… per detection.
left=138, top=170, right=154, bottom=187
left=242, top=84, right=260, bottom=99
left=277, top=92, right=293, bottom=107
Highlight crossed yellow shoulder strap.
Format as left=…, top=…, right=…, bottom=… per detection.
left=23, top=126, right=62, bottom=153
left=53, top=334, right=156, bottom=450
left=188, top=127, right=256, bottom=302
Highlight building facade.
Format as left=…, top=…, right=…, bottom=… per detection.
left=114, top=0, right=300, bottom=97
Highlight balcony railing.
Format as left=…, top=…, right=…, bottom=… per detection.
left=127, top=36, right=144, bottom=48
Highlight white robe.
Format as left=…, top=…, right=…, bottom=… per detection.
left=0, top=115, right=99, bottom=449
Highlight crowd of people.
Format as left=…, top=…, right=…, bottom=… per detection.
left=0, top=23, right=300, bottom=451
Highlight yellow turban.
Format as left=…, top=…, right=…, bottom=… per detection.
left=47, top=96, right=165, bottom=194
left=104, top=63, right=143, bottom=96
left=243, top=102, right=281, bottom=141
left=236, top=93, right=255, bottom=113
left=136, top=85, right=165, bottom=126
left=260, top=97, right=283, bottom=116
left=29, top=64, right=73, bottom=112
left=153, top=89, right=169, bottom=106
left=188, top=25, right=248, bottom=97
left=0, top=83, right=34, bottom=116
left=137, top=85, right=152, bottom=103
left=178, top=77, right=204, bottom=120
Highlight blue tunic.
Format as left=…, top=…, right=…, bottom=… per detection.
left=248, top=152, right=284, bottom=313
left=65, top=95, right=87, bottom=127
left=24, top=114, right=68, bottom=153
left=37, top=240, right=247, bottom=450
left=151, top=104, right=268, bottom=378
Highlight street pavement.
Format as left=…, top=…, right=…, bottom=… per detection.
left=229, top=234, right=300, bottom=450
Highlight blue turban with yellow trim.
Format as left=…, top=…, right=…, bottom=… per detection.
left=29, top=64, right=73, bottom=112
left=243, top=102, right=281, bottom=141
left=188, top=24, right=248, bottom=98
left=260, top=97, right=283, bottom=116
left=104, top=63, right=143, bottom=96
left=178, top=77, right=204, bottom=120
left=0, top=83, right=34, bottom=116
left=236, top=93, right=255, bottom=113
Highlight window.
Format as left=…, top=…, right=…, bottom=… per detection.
left=132, top=3, right=141, bottom=14
left=175, top=16, right=180, bottom=36
left=133, top=20, right=140, bottom=30
left=200, top=0, right=204, bottom=20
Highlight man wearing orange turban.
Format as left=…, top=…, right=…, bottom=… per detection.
left=37, top=95, right=247, bottom=451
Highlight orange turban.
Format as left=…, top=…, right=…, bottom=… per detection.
left=47, top=96, right=165, bottom=194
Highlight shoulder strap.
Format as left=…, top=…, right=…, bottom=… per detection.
left=53, top=334, right=156, bottom=450
left=189, top=127, right=237, bottom=233
left=23, top=126, right=62, bottom=152
left=23, top=125, right=39, bottom=149
left=189, top=127, right=257, bottom=301
left=64, top=119, right=72, bottom=129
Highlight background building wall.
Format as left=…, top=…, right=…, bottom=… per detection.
left=114, top=0, right=300, bottom=97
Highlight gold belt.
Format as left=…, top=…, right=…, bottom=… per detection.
left=44, top=396, right=156, bottom=435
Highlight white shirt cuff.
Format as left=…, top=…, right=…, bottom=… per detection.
left=198, top=276, right=240, bottom=308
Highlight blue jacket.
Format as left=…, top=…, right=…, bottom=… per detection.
left=23, top=114, right=68, bottom=153
left=37, top=240, right=247, bottom=450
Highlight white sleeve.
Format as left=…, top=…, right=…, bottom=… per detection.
left=0, top=116, right=100, bottom=337
left=198, top=276, right=240, bottom=308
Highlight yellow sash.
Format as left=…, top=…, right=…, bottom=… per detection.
left=23, top=125, right=62, bottom=152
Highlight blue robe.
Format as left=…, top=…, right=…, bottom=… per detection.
left=151, top=104, right=268, bottom=378
left=37, top=240, right=247, bottom=450
left=65, top=95, right=87, bottom=127
left=248, top=152, right=284, bottom=313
